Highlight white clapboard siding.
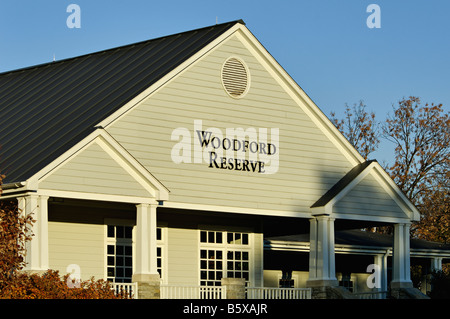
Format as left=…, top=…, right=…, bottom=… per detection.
left=40, top=142, right=152, bottom=198
left=334, top=172, right=406, bottom=218
left=106, top=34, right=356, bottom=215
left=48, top=221, right=105, bottom=280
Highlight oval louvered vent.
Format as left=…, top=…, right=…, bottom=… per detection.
left=221, top=57, right=250, bottom=98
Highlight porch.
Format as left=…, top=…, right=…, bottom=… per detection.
left=110, top=281, right=391, bottom=299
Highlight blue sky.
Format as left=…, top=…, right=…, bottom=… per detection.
left=0, top=0, right=449, bottom=164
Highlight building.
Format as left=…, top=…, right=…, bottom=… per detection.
left=0, top=20, right=446, bottom=299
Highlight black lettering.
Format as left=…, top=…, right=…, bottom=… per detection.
left=267, top=143, right=276, bottom=155
left=196, top=130, right=213, bottom=147
left=223, top=138, right=231, bottom=150
left=233, top=139, right=241, bottom=151
left=243, top=140, right=249, bottom=152
left=250, top=161, right=258, bottom=172
left=209, top=151, right=219, bottom=168
left=259, top=142, right=267, bottom=154
left=227, top=157, right=234, bottom=170
left=242, top=160, right=249, bottom=171
left=220, top=156, right=227, bottom=169
left=235, top=158, right=242, bottom=170
left=258, top=161, right=265, bottom=173
left=211, top=136, right=221, bottom=149
left=249, top=141, right=258, bottom=153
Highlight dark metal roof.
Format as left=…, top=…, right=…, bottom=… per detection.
left=0, top=20, right=244, bottom=184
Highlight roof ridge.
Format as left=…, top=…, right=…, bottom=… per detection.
left=0, top=19, right=245, bottom=77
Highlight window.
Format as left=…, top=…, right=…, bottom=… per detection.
left=156, top=227, right=164, bottom=280
left=200, top=230, right=250, bottom=286
left=106, top=224, right=165, bottom=283
left=339, top=273, right=354, bottom=293
left=106, top=225, right=133, bottom=283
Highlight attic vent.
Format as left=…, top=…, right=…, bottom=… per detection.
left=221, top=57, right=250, bottom=98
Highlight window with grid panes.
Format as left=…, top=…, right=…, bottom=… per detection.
left=200, top=230, right=250, bottom=286
left=106, top=225, right=133, bottom=283
left=156, top=227, right=163, bottom=279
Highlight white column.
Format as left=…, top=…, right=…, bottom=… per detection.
left=373, top=253, right=388, bottom=292
left=133, top=203, right=159, bottom=280
left=391, top=223, right=413, bottom=288
left=18, top=195, right=49, bottom=272
left=307, top=216, right=337, bottom=287
left=431, top=257, right=443, bottom=272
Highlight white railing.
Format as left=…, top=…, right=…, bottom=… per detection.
left=161, top=285, right=227, bottom=299
left=246, top=287, right=312, bottom=299
left=353, top=291, right=388, bottom=299
left=110, top=282, right=138, bottom=299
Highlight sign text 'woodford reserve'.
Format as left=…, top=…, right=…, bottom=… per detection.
left=171, top=120, right=279, bottom=174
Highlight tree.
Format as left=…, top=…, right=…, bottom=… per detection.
left=330, top=96, right=449, bottom=239
left=383, top=96, right=450, bottom=205
left=330, top=100, right=380, bottom=160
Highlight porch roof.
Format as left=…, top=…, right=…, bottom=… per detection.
left=266, top=229, right=450, bottom=253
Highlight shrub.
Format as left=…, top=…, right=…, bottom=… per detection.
left=0, top=269, right=129, bottom=299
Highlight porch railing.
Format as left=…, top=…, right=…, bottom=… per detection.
left=160, top=285, right=227, bottom=299
left=246, top=287, right=312, bottom=299
left=110, top=282, right=138, bottom=299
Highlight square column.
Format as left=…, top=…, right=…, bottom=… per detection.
left=372, top=253, right=388, bottom=292
left=133, top=202, right=160, bottom=299
left=133, top=203, right=159, bottom=277
left=307, top=216, right=338, bottom=288
left=391, top=223, right=413, bottom=289
left=18, top=195, right=49, bottom=273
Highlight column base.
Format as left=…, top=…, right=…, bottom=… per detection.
left=132, top=273, right=161, bottom=299
left=221, top=278, right=246, bottom=299
left=390, top=280, right=413, bottom=289
left=306, top=279, right=338, bottom=288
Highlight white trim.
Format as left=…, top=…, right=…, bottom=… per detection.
left=162, top=201, right=311, bottom=218
left=37, top=189, right=158, bottom=205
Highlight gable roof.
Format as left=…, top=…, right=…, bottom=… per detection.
left=0, top=20, right=244, bottom=184
left=311, top=160, right=376, bottom=208
left=310, top=160, right=420, bottom=221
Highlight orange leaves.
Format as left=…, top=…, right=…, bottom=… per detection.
left=0, top=270, right=126, bottom=299
left=330, top=96, right=449, bottom=242
left=330, top=100, right=380, bottom=160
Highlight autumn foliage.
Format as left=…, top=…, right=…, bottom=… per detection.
left=331, top=96, right=450, bottom=242
left=0, top=269, right=126, bottom=299
left=0, top=174, right=127, bottom=299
